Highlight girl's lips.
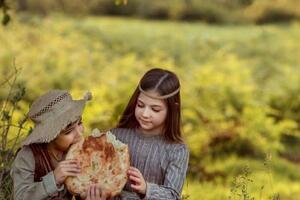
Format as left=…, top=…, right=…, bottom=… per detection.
left=140, top=118, right=151, bottom=124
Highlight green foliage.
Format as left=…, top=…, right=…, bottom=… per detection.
left=229, top=166, right=255, bottom=200
left=0, top=15, right=300, bottom=199
left=0, top=66, right=28, bottom=200
left=0, top=0, right=10, bottom=25
left=13, top=0, right=300, bottom=24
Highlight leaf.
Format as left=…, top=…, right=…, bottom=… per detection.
left=1, top=111, right=10, bottom=121
left=2, top=13, right=10, bottom=26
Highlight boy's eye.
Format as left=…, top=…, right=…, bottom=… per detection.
left=63, top=130, right=73, bottom=135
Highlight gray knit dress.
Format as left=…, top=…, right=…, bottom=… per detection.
left=110, top=128, right=189, bottom=200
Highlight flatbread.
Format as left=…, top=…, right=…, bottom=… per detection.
left=64, top=130, right=130, bottom=198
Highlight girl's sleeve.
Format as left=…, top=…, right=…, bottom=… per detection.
left=11, top=146, right=64, bottom=200
left=144, top=144, right=189, bottom=200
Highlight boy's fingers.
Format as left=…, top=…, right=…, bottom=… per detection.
left=85, top=187, right=91, bottom=200
left=61, top=163, right=81, bottom=169
left=91, top=185, right=96, bottom=198
left=95, top=186, right=100, bottom=198
left=62, top=167, right=81, bottom=173
left=101, top=192, right=107, bottom=200
left=61, top=159, right=78, bottom=163
left=65, top=172, right=78, bottom=176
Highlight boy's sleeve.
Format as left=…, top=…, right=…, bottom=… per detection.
left=11, top=146, right=63, bottom=200
left=143, top=145, right=189, bottom=200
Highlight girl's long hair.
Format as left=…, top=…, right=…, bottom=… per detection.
left=117, top=68, right=183, bottom=143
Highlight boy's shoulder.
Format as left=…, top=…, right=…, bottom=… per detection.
left=15, top=146, right=34, bottom=159
left=12, top=145, right=35, bottom=172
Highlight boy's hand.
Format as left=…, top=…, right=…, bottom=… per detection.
left=128, top=166, right=146, bottom=195
left=53, top=159, right=81, bottom=186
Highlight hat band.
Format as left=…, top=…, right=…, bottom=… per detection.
left=30, top=93, right=69, bottom=120
left=41, top=101, right=76, bottom=123
left=138, top=84, right=180, bottom=100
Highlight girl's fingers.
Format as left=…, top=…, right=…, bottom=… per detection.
left=129, top=167, right=139, bottom=173
left=129, top=166, right=137, bottom=170
left=129, top=175, right=141, bottom=184
left=130, top=184, right=140, bottom=191
left=128, top=167, right=142, bottom=176
left=128, top=169, right=140, bottom=177
left=128, top=168, right=136, bottom=172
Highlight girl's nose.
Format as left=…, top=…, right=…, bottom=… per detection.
left=142, top=107, right=151, bottom=117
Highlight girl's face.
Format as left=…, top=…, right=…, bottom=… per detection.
left=51, top=119, right=84, bottom=152
left=135, top=90, right=168, bottom=135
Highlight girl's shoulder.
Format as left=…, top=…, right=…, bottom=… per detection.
left=110, top=127, right=135, bottom=136
left=164, top=142, right=189, bottom=157
left=110, top=127, right=129, bottom=133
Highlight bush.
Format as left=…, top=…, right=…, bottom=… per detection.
left=0, top=66, right=28, bottom=200
left=13, top=0, right=300, bottom=24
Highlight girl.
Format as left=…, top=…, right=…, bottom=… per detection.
left=12, top=90, right=106, bottom=200
left=111, top=68, right=189, bottom=200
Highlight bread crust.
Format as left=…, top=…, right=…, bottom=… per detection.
left=65, top=131, right=130, bottom=198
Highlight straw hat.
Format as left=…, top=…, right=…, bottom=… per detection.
left=22, top=90, right=92, bottom=146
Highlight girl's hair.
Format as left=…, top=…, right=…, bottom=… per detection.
left=117, top=68, right=183, bottom=143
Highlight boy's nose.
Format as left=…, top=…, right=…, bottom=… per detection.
left=75, top=126, right=83, bottom=136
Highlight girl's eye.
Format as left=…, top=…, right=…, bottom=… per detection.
left=137, top=104, right=144, bottom=108
left=152, top=109, right=160, bottom=113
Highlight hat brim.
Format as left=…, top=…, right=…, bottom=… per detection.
left=22, top=99, right=86, bottom=146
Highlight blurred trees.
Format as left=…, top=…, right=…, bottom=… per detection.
left=14, top=0, right=300, bottom=24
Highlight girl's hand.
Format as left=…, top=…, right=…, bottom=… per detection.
left=128, top=166, right=146, bottom=195
left=85, top=184, right=107, bottom=200
left=53, top=159, right=81, bottom=186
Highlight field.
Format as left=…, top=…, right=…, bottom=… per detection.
left=1, top=14, right=300, bottom=199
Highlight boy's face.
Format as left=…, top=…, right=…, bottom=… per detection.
left=135, top=90, right=168, bottom=135
left=52, top=120, right=84, bottom=152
